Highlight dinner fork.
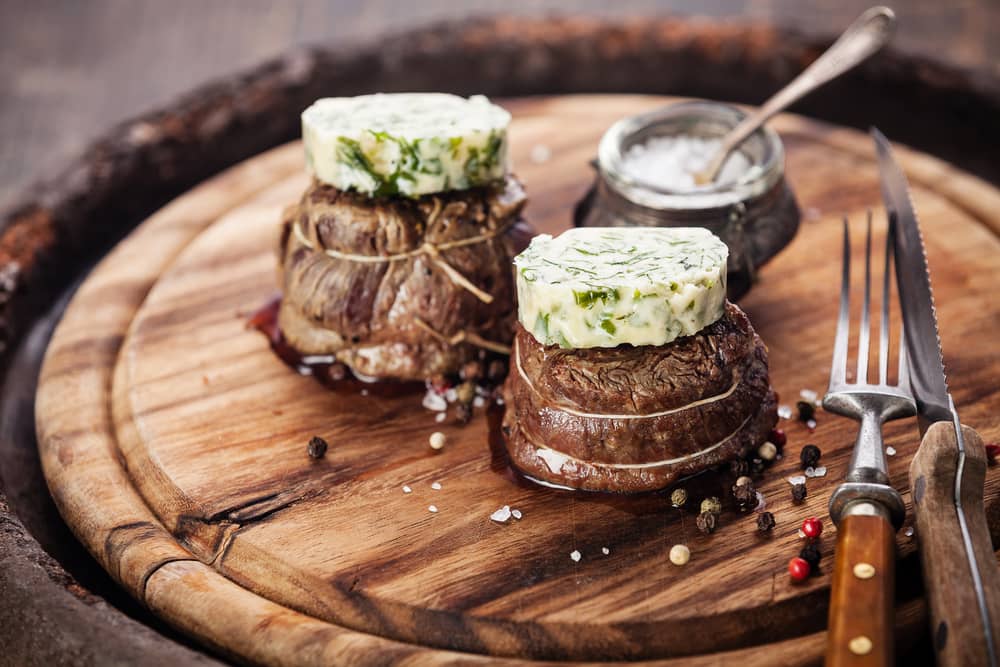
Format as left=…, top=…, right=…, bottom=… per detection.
left=823, top=212, right=915, bottom=667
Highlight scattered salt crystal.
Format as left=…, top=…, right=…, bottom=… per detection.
left=445, top=388, right=458, bottom=403
left=777, top=405, right=793, bottom=420
left=788, top=475, right=807, bottom=486
left=475, top=385, right=492, bottom=397
left=806, top=419, right=817, bottom=431
left=435, top=412, right=447, bottom=423
left=511, top=509, right=522, bottom=520
left=905, top=526, right=914, bottom=537
left=804, top=466, right=816, bottom=478
left=360, top=389, right=369, bottom=396
left=570, top=550, right=582, bottom=562
left=798, top=529, right=807, bottom=539
left=428, top=505, right=438, bottom=513
left=422, top=390, right=448, bottom=412
left=490, top=505, right=512, bottom=523
left=621, top=135, right=751, bottom=191
left=805, top=207, right=822, bottom=221
left=799, top=389, right=818, bottom=404
left=431, top=482, right=442, bottom=490
left=473, top=396, right=486, bottom=408
left=753, top=491, right=766, bottom=513
left=602, top=547, right=610, bottom=555
left=496, top=396, right=505, bottom=406
left=886, top=446, right=896, bottom=456
left=402, top=485, right=412, bottom=494
left=812, top=466, right=827, bottom=477
left=530, top=144, right=552, bottom=164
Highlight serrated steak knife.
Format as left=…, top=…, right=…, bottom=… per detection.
left=873, top=128, right=1000, bottom=666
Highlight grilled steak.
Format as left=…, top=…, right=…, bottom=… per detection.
left=277, top=175, right=530, bottom=380
left=501, top=302, right=777, bottom=492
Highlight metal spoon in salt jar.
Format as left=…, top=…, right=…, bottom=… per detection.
left=692, top=6, right=896, bottom=186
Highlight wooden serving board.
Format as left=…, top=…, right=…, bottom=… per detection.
left=36, top=96, right=1000, bottom=665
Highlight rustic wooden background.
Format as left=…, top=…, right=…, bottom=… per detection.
left=1, top=0, right=999, bottom=212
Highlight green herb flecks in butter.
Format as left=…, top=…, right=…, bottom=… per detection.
left=513, top=227, right=728, bottom=348
left=302, top=93, right=510, bottom=198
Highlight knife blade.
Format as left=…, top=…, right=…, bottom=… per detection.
left=872, top=127, right=1000, bottom=666
left=871, top=129, right=952, bottom=431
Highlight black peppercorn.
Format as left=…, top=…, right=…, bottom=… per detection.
left=797, top=401, right=816, bottom=422
left=800, top=444, right=822, bottom=469
left=756, top=511, right=776, bottom=533
left=791, top=483, right=808, bottom=503
left=501, top=423, right=512, bottom=437
left=696, top=511, right=718, bottom=535
left=459, top=360, right=483, bottom=382
left=733, top=481, right=757, bottom=511
left=799, top=542, right=822, bottom=571
left=307, top=436, right=328, bottom=459
left=455, top=401, right=473, bottom=425
left=750, top=457, right=766, bottom=476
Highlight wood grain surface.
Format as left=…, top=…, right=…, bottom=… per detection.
left=37, top=95, right=1000, bottom=664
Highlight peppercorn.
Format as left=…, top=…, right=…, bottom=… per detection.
left=733, top=481, right=757, bottom=511
left=756, top=511, right=776, bottom=533
left=669, top=544, right=691, bottom=566
left=455, top=381, right=476, bottom=404
left=460, top=360, right=483, bottom=382
left=670, top=488, right=688, bottom=508
left=730, top=458, right=750, bottom=477
left=800, top=444, right=822, bottom=469
left=428, top=374, right=450, bottom=394
left=455, top=401, right=472, bottom=425
left=986, top=443, right=1000, bottom=465
left=788, top=556, right=811, bottom=582
left=307, top=436, right=328, bottom=459
left=326, top=362, right=348, bottom=382
left=797, top=401, right=816, bottom=422
left=750, top=457, right=766, bottom=476
left=696, top=511, right=717, bottom=535
left=758, top=441, right=778, bottom=462
left=700, top=497, right=722, bottom=515
left=801, top=517, right=823, bottom=539
left=799, top=542, right=822, bottom=571
left=792, top=483, right=808, bottom=503
left=487, top=359, right=507, bottom=382
left=769, top=428, right=787, bottom=448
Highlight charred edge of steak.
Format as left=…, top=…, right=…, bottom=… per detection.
left=499, top=302, right=778, bottom=492
left=275, top=175, right=529, bottom=381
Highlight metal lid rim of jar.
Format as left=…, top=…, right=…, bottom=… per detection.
left=597, top=100, right=787, bottom=211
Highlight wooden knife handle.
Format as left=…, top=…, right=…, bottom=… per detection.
left=909, top=421, right=1000, bottom=666
left=827, top=507, right=896, bottom=666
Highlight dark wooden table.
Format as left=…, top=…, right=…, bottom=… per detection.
left=1, top=0, right=999, bottom=211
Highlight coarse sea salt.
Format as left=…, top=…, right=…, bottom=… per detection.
left=435, top=412, right=447, bottom=423
left=812, top=466, right=827, bottom=477
left=570, top=550, right=582, bottom=562
left=402, top=485, right=412, bottom=494
left=428, top=505, right=439, bottom=513
left=473, top=396, right=486, bottom=408
left=602, top=547, right=610, bottom=555
left=491, top=505, right=512, bottom=523
left=787, top=475, right=807, bottom=486
left=431, top=481, right=442, bottom=490
left=886, top=446, right=896, bottom=456
left=905, top=526, right=914, bottom=537
left=753, top=491, right=766, bottom=513
left=422, top=390, right=448, bottom=412
left=511, top=509, right=522, bottom=520
left=621, top=135, right=751, bottom=191
left=777, top=404, right=793, bottom=420
left=799, top=388, right=819, bottom=404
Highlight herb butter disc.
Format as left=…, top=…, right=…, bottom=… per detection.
left=302, top=93, right=510, bottom=198
left=514, top=227, right=728, bottom=348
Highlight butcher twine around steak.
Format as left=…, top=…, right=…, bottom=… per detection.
left=277, top=175, right=531, bottom=380
left=502, top=302, right=778, bottom=492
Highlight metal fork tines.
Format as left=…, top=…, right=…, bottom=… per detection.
left=824, top=211, right=915, bottom=528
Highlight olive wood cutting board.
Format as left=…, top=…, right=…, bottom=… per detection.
left=36, top=95, right=1000, bottom=665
